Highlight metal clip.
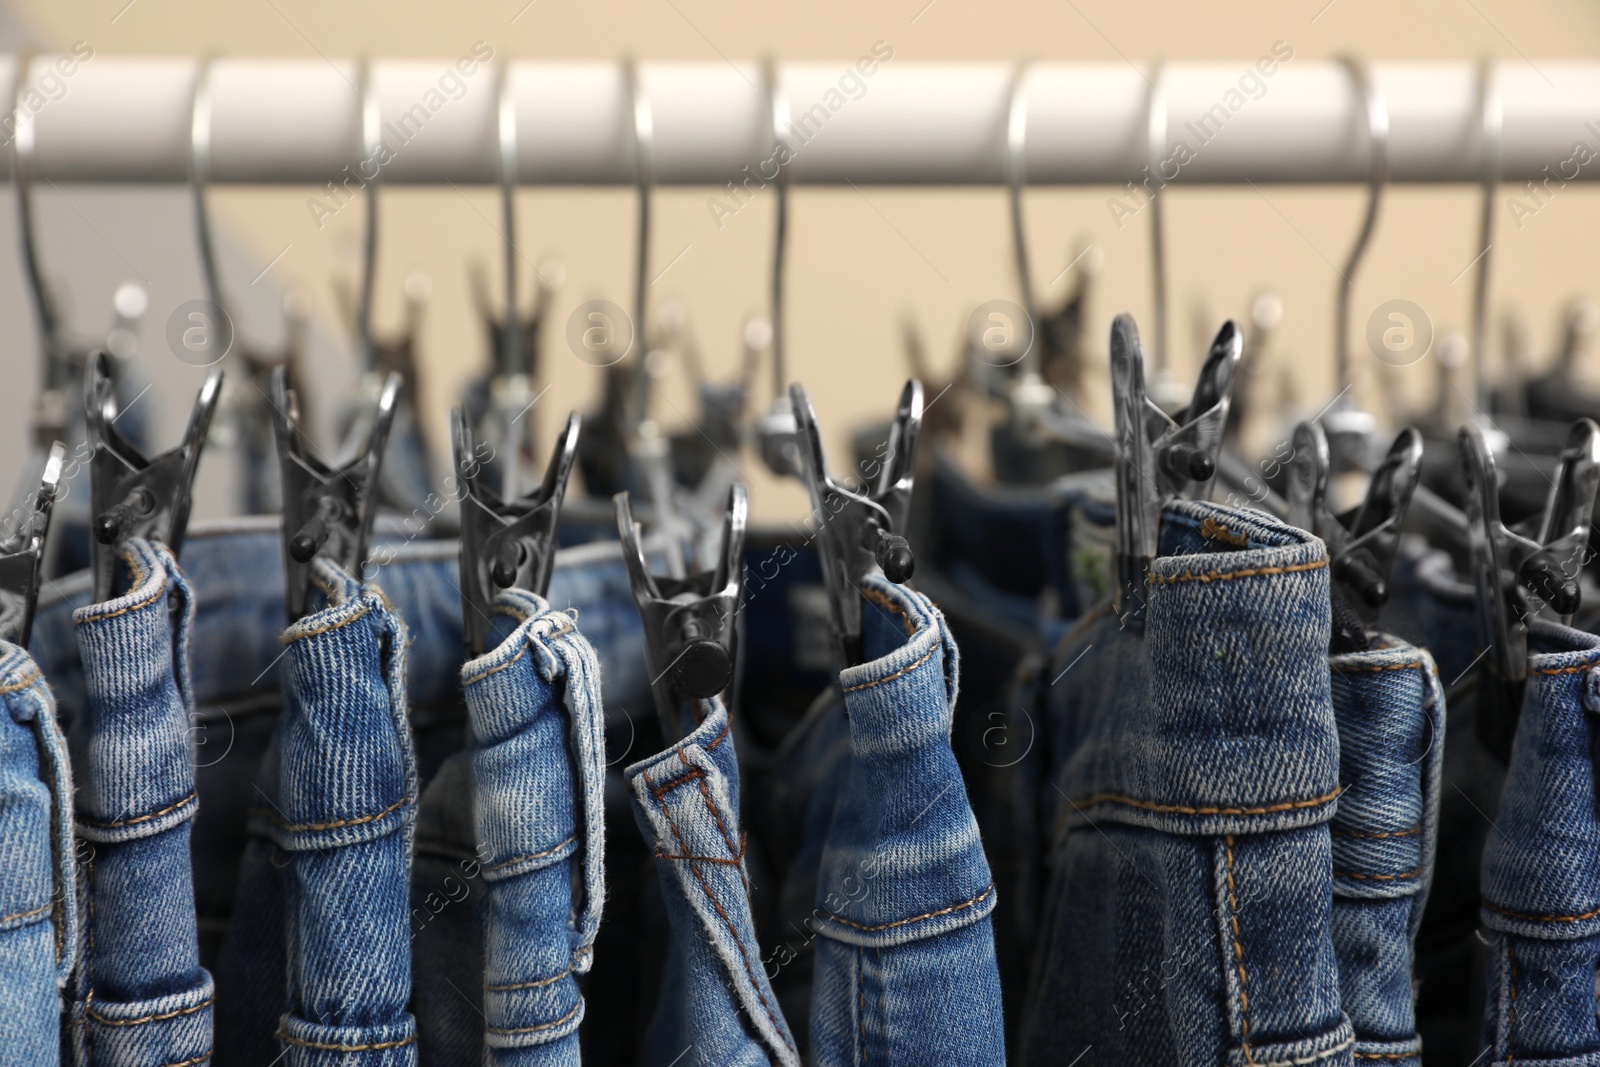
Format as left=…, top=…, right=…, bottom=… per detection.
left=616, top=483, right=747, bottom=739
left=86, top=352, right=221, bottom=602
left=454, top=408, right=580, bottom=654
left=0, top=442, right=65, bottom=646
left=1111, top=315, right=1239, bottom=629
left=1287, top=422, right=1423, bottom=648
left=272, top=366, right=400, bottom=620
left=791, top=379, right=922, bottom=668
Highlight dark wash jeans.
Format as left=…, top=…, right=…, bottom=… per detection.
left=1021, top=500, right=1353, bottom=1067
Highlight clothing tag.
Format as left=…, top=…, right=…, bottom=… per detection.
left=787, top=584, right=834, bottom=672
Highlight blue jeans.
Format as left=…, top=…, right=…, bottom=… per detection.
left=1477, top=621, right=1600, bottom=1064
left=808, top=575, right=1005, bottom=1066
left=1328, top=641, right=1446, bottom=1066
left=67, top=539, right=214, bottom=1067
left=628, top=698, right=800, bottom=1066
left=1020, top=500, right=1353, bottom=1066
left=0, top=640, right=75, bottom=1067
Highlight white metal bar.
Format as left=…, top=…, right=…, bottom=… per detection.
left=6, top=54, right=1600, bottom=185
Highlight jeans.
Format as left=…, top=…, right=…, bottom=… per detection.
left=67, top=539, right=214, bottom=1067
left=808, top=574, right=1005, bottom=1066
left=1020, top=499, right=1352, bottom=1067
left=1328, top=641, right=1446, bottom=1066
left=0, top=640, right=75, bottom=1067
left=1477, top=621, right=1600, bottom=1064
left=628, top=698, right=800, bottom=1067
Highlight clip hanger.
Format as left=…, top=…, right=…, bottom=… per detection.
left=272, top=365, right=400, bottom=620
left=616, top=483, right=747, bottom=739
left=454, top=408, right=580, bottom=654
left=0, top=442, right=65, bottom=646
left=86, top=352, right=221, bottom=602
left=791, top=379, right=922, bottom=668
left=1287, top=422, right=1423, bottom=650
left=1111, top=315, right=1239, bottom=629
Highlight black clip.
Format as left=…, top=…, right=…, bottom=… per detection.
left=1460, top=418, right=1600, bottom=755
left=790, top=379, right=922, bottom=668
left=0, top=442, right=64, bottom=646
left=616, top=483, right=747, bottom=739
left=1111, top=316, right=1239, bottom=630
left=454, top=407, right=581, bottom=655
left=272, top=366, right=400, bottom=620
left=86, top=352, right=221, bottom=602
left=1287, top=422, right=1423, bottom=651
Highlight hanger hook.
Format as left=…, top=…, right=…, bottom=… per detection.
left=1006, top=60, right=1038, bottom=345
left=497, top=54, right=521, bottom=379
left=1145, top=60, right=1168, bottom=374
left=1472, top=56, right=1501, bottom=418
left=357, top=56, right=381, bottom=373
left=765, top=54, right=790, bottom=401
left=189, top=55, right=225, bottom=322
left=626, top=57, right=654, bottom=403
left=1334, top=55, right=1388, bottom=396
left=13, top=51, right=58, bottom=375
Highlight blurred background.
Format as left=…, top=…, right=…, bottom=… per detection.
left=2, top=0, right=1599, bottom=521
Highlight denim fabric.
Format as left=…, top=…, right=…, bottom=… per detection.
left=1328, top=641, right=1445, bottom=1066
left=1020, top=500, right=1353, bottom=1067
left=1477, top=621, right=1600, bottom=1065
left=0, top=641, right=75, bottom=1067
left=628, top=698, right=800, bottom=1067
left=67, top=539, right=214, bottom=1067
left=809, top=574, right=1004, bottom=1066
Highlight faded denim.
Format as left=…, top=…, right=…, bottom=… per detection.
left=0, top=640, right=74, bottom=1067
left=1328, top=641, right=1445, bottom=1066
left=1020, top=500, right=1353, bottom=1067
left=628, top=699, right=799, bottom=1067
left=66, top=539, right=214, bottom=1067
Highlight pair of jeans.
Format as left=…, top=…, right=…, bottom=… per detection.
left=1021, top=500, right=1352, bottom=1066
left=411, top=587, right=609, bottom=1064
left=0, top=640, right=75, bottom=1067
left=217, top=558, right=417, bottom=1065
left=66, top=539, right=214, bottom=1067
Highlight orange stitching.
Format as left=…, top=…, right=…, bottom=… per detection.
left=1224, top=836, right=1254, bottom=1066
left=819, top=884, right=994, bottom=933
left=85, top=992, right=213, bottom=1027
left=841, top=645, right=938, bottom=694
left=487, top=1000, right=582, bottom=1035
left=0, top=668, right=41, bottom=695
left=282, top=603, right=373, bottom=644
left=1482, top=898, right=1600, bottom=924
left=694, top=774, right=741, bottom=860
left=252, top=794, right=408, bottom=834
left=1335, top=868, right=1421, bottom=881
left=651, top=770, right=705, bottom=798
left=655, top=851, right=746, bottom=865
left=78, top=792, right=196, bottom=830
left=486, top=966, right=570, bottom=992
left=156, top=1056, right=212, bottom=1067
left=1352, top=1053, right=1418, bottom=1061
left=1148, top=558, right=1327, bottom=586
left=484, top=835, right=576, bottom=873
left=0, top=900, right=52, bottom=925
left=463, top=620, right=575, bottom=687
left=280, top=1031, right=415, bottom=1051
left=1330, top=662, right=1423, bottom=674
left=1531, top=664, right=1596, bottom=676
left=1070, top=786, right=1342, bottom=819
left=76, top=576, right=167, bottom=623
left=706, top=721, right=731, bottom=750
left=1199, top=518, right=1251, bottom=547
left=1332, top=826, right=1420, bottom=840
left=860, top=586, right=918, bottom=636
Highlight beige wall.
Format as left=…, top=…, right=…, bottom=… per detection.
left=15, top=0, right=1600, bottom=517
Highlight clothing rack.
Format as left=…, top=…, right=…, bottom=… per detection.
left=9, top=54, right=1600, bottom=186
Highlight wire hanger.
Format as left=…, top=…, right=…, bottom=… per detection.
left=0, top=441, right=64, bottom=646
left=790, top=379, right=922, bottom=668
left=753, top=55, right=802, bottom=477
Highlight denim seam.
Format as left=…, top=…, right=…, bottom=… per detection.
left=84, top=991, right=214, bottom=1027
left=1351, top=1054, right=1417, bottom=1061
left=486, top=965, right=571, bottom=992
left=0, top=900, right=52, bottom=925
left=252, top=793, right=407, bottom=833
left=1329, top=662, right=1422, bottom=674
left=0, top=667, right=40, bottom=693
left=655, top=833, right=747, bottom=866
left=1331, top=826, right=1420, bottom=839
left=77, top=790, right=196, bottom=830
left=858, top=947, right=868, bottom=1063
left=1148, top=558, right=1328, bottom=586
left=1530, top=664, right=1594, bottom=676
left=154, top=1056, right=212, bottom=1067
left=860, top=587, right=919, bottom=636
left=484, top=834, right=576, bottom=873
left=1254, top=1034, right=1356, bottom=1066
left=679, top=750, right=742, bottom=859
left=281, top=603, right=371, bottom=643
left=1071, top=785, right=1342, bottom=818
left=279, top=1031, right=416, bottom=1051
left=72, top=577, right=166, bottom=623
left=1199, top=517, right=1252, bottom=547
left=818, top=883, right=995, bottom=933
left=840, top=645, right=938, bottom=694
left=1483, top=899, right=1600, bottom=924
left=1222, top=835, right=1255, bottom=1065
left=462, top=620, right=576, bottom=687
left=1335, top=867, right=1421, bottom=881
left=486, top=1000, right=581, bottom=1036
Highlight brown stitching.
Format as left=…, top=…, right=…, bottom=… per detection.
left=76, top=576, right=167, bottom=623
left=280, top=1031, right=415, bottom=1051
left=1199, top=517, right=1250, bottom=547
left=486, top=966, right=571, bottom=992
left=120, top=545, right=150, bottom=592
left=1531, top=663, right=1596, bottom=676
left=85, top=993, right=213, bottom=1027
left=819, top=884, right=995, bottom=933
left=78, top=791, right=196, bottom=830
left=155, top=1055, right=212, bottom=1067
left=1352, top=1054, right=1417, bottom=1062
left=462, top=620, right=576, bottom=687
left=0, top=668, right=41, bottom=695
left=282, top=603, right=372, bottom=645
left=484, top=835, right=576, bottom=873
left=650, top=770, right=705, bottom=798
left=694, top=774, right=741, bottom=860
left=1069, top=786, right=1342, bottom=819
left=1507, top=938, right=1518, bottom=1063
left=1148, top=558, right=1328, bottom=586
left=0, top=900, right=52, bottom=925
left=860, top=586, right=917, bottom=636
left=841, top=645, right=938, bottom=694
left=252, top=794, right=408, bottom=834
left=1331, top=826, right=1420, bottom=840
left=706, top=721, right=731, bottom=750
left=655, top=851, right=746, bottom=865
left=487, top=1000, right=582, bottom=1035
left=1330, top=662, right=1423, bottom=674
left=1335, top=868, right=1422, bottom=881
left=1224, top=836, right=1254, bottom=1066
left=1482, top=898, right=1600, bottom=924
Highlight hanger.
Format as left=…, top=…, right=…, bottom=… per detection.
left=1110, top=314, right=1239, bottom=630
left=1460, top=417, right=1600, bottom=758
left=752, top=56, right=803, bottom=477
left=790, top=380, right=921, bottom=668
left=0, top=442, right=64, bottom=646
left=453, top=406, right=581, bottom=655
left=270, top=365, right=400, bottom=620
left=615, top=483, right=747, bottom=741
left=1287, top=422, right=1423, bottom=651
left=85, top=352, right=222, bottom=602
